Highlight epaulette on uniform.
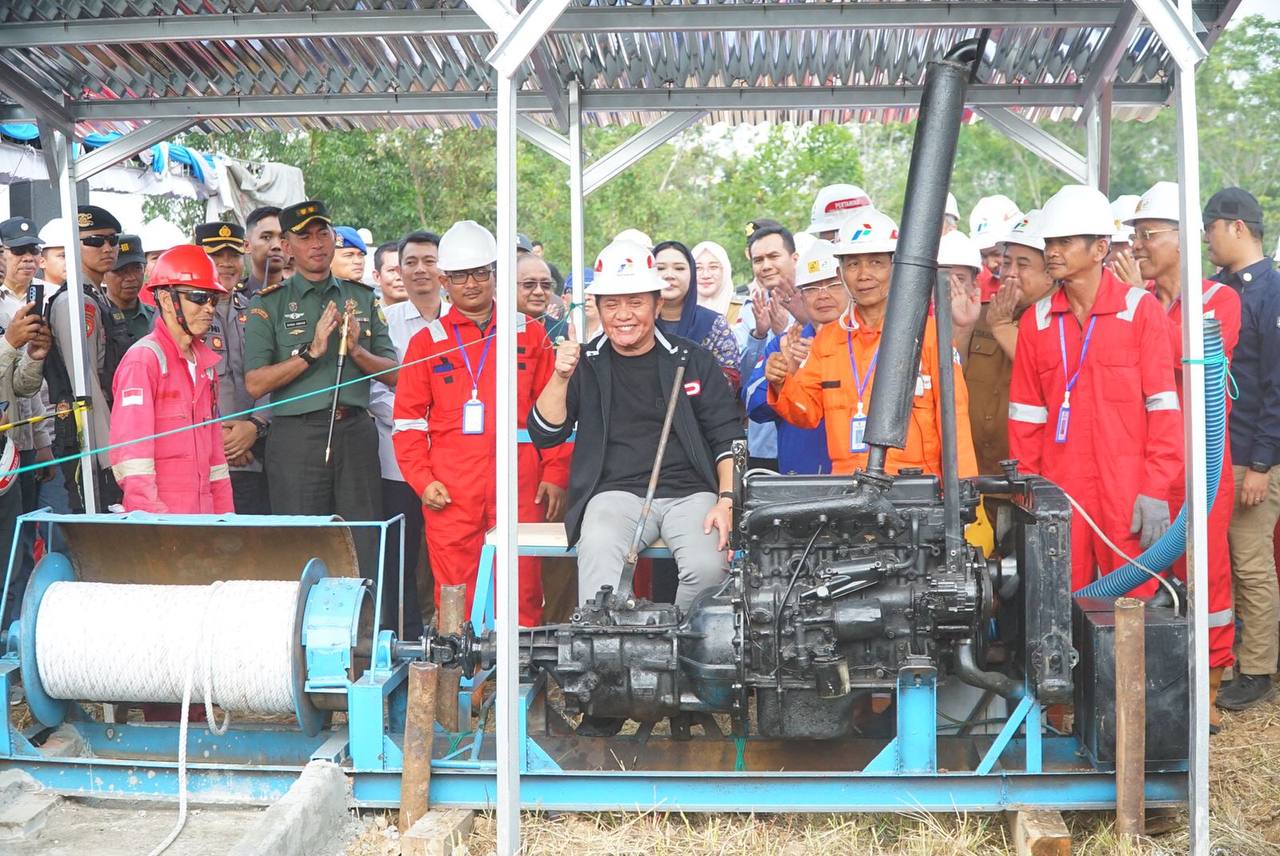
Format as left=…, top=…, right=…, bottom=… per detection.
left=256, top=281, right=285, bottom=297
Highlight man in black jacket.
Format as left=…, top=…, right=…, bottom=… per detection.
left=528, top=239, right=744, bottom=612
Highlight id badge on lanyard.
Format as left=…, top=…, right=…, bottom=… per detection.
left=846, top=331, right=878, bottom=454
left=1055, top=315, right=1096, bottom=445
left=849, top=402, right=868, bottom=453
left=463, top=390, right=485, bottom=435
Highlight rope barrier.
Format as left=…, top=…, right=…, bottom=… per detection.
left=0, top=302, right=584, bottom=482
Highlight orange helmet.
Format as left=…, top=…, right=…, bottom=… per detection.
left=142, top=244, right=228, bottom=306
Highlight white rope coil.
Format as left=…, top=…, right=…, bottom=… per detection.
left=35, top=580, right=299, bottom=715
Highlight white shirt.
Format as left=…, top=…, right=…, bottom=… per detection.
left=371, top=299, right=438, bottom=481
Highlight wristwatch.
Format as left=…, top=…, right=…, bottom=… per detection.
left=295, top=345, right=318, bottom=366
left=717, top=490, right=735, bottom=502
left=249, top=417, right=270, bottom=439
left=1250, top=462, right=1270, bottom=474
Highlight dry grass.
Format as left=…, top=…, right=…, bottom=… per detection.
left=348, top=696, right=1280, bottom=855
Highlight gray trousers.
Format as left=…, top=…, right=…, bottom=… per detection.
left=577, top=490, right=727, bottom=612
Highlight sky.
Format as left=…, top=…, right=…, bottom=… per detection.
left=1234, top=0, right=1279, bottom=22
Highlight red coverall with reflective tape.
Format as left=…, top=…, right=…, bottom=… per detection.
left=1153, top=279, right=1240, bottom=667
left=392, top=308, right=566, bottom=626
left=1008, top=269, right=1183, bottom=592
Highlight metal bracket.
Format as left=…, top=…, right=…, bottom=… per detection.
left=74, top=118, right=196, bottom=180
left=583, top=111, right=707, bottom=196
left=516, top=115, right=570, bottom=165
left=974, top=107, right=1087, bottom=183
left=1131, top=0, right=1208, bottom=71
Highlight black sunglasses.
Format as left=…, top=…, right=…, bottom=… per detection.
left=173, top=289, right=220, bottom=307
left=81, top=234, right=120, bottom=248
left=4, top=246, right=40, bottom=256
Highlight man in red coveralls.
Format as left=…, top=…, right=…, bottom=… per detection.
left=1129, top=180, right=1241, bottom=731
left=392, top=220, right=564, bottom=626
left=1008, top=184, right=1183, bottom=592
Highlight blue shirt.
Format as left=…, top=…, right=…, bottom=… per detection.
left=1216, top=257, right=1280, bottom=468
left=743, top=323, right=833, bottom=474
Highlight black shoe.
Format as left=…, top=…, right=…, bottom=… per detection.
left=1215, top=673, right=1276, bottom=711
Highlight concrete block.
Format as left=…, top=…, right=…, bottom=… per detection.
left=402, top=809, right=474, bottom=856
left=228, top=760, right=350, bottom=856
left=0, top=769, right=60, bottom=842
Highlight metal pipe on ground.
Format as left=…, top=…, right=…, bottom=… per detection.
left=862, top=43, right=975, bottom=475
left=1114, top=597, right=1146, bottom=836
left=436, top=584, right=467, bottom=732
left=401, top=661, right=440, bottom=832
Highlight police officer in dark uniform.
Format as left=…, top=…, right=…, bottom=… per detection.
left=195, top=221, right=272, bottom=514
left=243, top=201, right=396, bottom=572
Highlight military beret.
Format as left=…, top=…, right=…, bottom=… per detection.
left=77, top=205, right=122, bottom=233
left=334, top=226, right=367, bottom=254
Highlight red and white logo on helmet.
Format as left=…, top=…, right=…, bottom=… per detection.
left=0, top=441, right=17, bottom=497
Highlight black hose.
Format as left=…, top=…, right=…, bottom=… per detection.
left=955, top=639, right=1024, bottom=700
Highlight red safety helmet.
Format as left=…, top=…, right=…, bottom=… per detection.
left=141, top=244, right=228, bottom=307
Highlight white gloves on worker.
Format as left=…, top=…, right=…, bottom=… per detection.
left=1130, top=494, right=1171, bottom=549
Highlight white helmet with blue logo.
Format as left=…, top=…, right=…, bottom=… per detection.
left=831, top=209, right=899, bottom=257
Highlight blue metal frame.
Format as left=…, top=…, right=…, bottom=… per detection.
left=0, top=512, right=1188, bottom=817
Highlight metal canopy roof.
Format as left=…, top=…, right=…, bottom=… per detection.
left=0, top=1, right=1241, bottom=135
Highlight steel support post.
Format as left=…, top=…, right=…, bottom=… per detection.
left=896, top=665, right=937, bottom=773
left=1172, top=1, right=1209, bottom=850
left=1084, top=96, right=1103, bottom=190
left=494, top=74, right=521, bottom=855
left=1132, top=0, right=1210, bottom=71
left=45, top=127, right=99, bottom=512
left=567, top=80, right=586, bottom=342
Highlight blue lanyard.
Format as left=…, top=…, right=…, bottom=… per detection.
left=452, top=323, right=493, bottom=399
left=846, top=331, right=880, bottom=412
left=1057, top=314, right=1097, bottom=403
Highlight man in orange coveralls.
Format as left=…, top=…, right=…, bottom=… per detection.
left=766, top=208, right=978, bottom=478
left=392, top=220, right=567, bottom=626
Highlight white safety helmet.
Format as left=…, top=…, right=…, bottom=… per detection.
left=795, top=239, right=840, bottom=287
left=1126, top=182, right=1181, bottom=225
left=437, top=220, right=498, bottom=272
left=586, top=239, right=666, bottom=296
left=945, top=192, right=961, bottom=221
left=1004, top=209, right=1046, bottom=252
left=831, top=209, right=899, bottom=257
left=613, top=228, right=653, bottom=250
left=1110, top=195, right=1141, bottom=243
left=793, top=230, right=817, bottom=260
left=139, top=218, right=187, bottom=257
left=1036, top=185, right=1116, bottom=240
left=0, top=440, right=16, bottom=498
left=37, top=217, right=69, bottom=250
left=806, top=183, right=873, bottom=235
left=970, top=194, right=1023, bottom=251
left=937, top=230, right=982, bottom=272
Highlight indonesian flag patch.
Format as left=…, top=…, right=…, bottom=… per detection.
left=122, top=388, right=145, bottom=407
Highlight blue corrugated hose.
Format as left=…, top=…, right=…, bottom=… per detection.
left=1077, top=318, right=1226, bottom=598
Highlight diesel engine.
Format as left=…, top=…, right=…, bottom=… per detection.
left=519, top=460, right=1075, bottom=739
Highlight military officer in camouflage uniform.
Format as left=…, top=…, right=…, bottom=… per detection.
left=244, top=201, right=396, bottom=573
left=195, top=221, right=272, bottom=514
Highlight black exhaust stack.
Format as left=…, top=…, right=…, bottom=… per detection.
left=863, top=42, right=981, bottom=474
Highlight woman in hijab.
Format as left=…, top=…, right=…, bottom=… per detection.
left=691, top=240, right=738, bottom=322
left=653, top=240, right=741, bottom=392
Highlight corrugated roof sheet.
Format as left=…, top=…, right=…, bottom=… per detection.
left=0, top=1, right=1240, bottom=134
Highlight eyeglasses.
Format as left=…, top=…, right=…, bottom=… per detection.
left=174, top=288, right=220, bottom=307
left=81, top=234, right=120, bottom=248
left=4, top=246, right=40, bottom=257
left=1133, top=227, right=1178, bottom=242
left=797, top=282, right=846, bottom=296
left=446, top=267, right=494, bottom=285
left=518, top=279, right=554, bottom=292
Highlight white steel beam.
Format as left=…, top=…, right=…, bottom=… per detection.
left=464, top=0, right=516, bottom=38
left=0, top=84, right=1173, bottom=124
left=975, top=107, right=1087, bottom=182
left=1076, top=3, right=1142, bottom=113
left=1131, top=0, right=1209, bottom=71
left=516, top=116, right=570, bottom=166
left=74, top=118, right=195, bottom=180
left=1172, top=0, right=1209, bottom=846
left=0, top=3, right=1216, bottom=47
left=486, top=0, right=571, bottom=78
left=568, top=79, right=586, bottom=342
left=583, top=111, right=706, bottom=196
left=1084, top=97, right=1104, bottom=190
left=44, top=127, right=100, bottom=513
